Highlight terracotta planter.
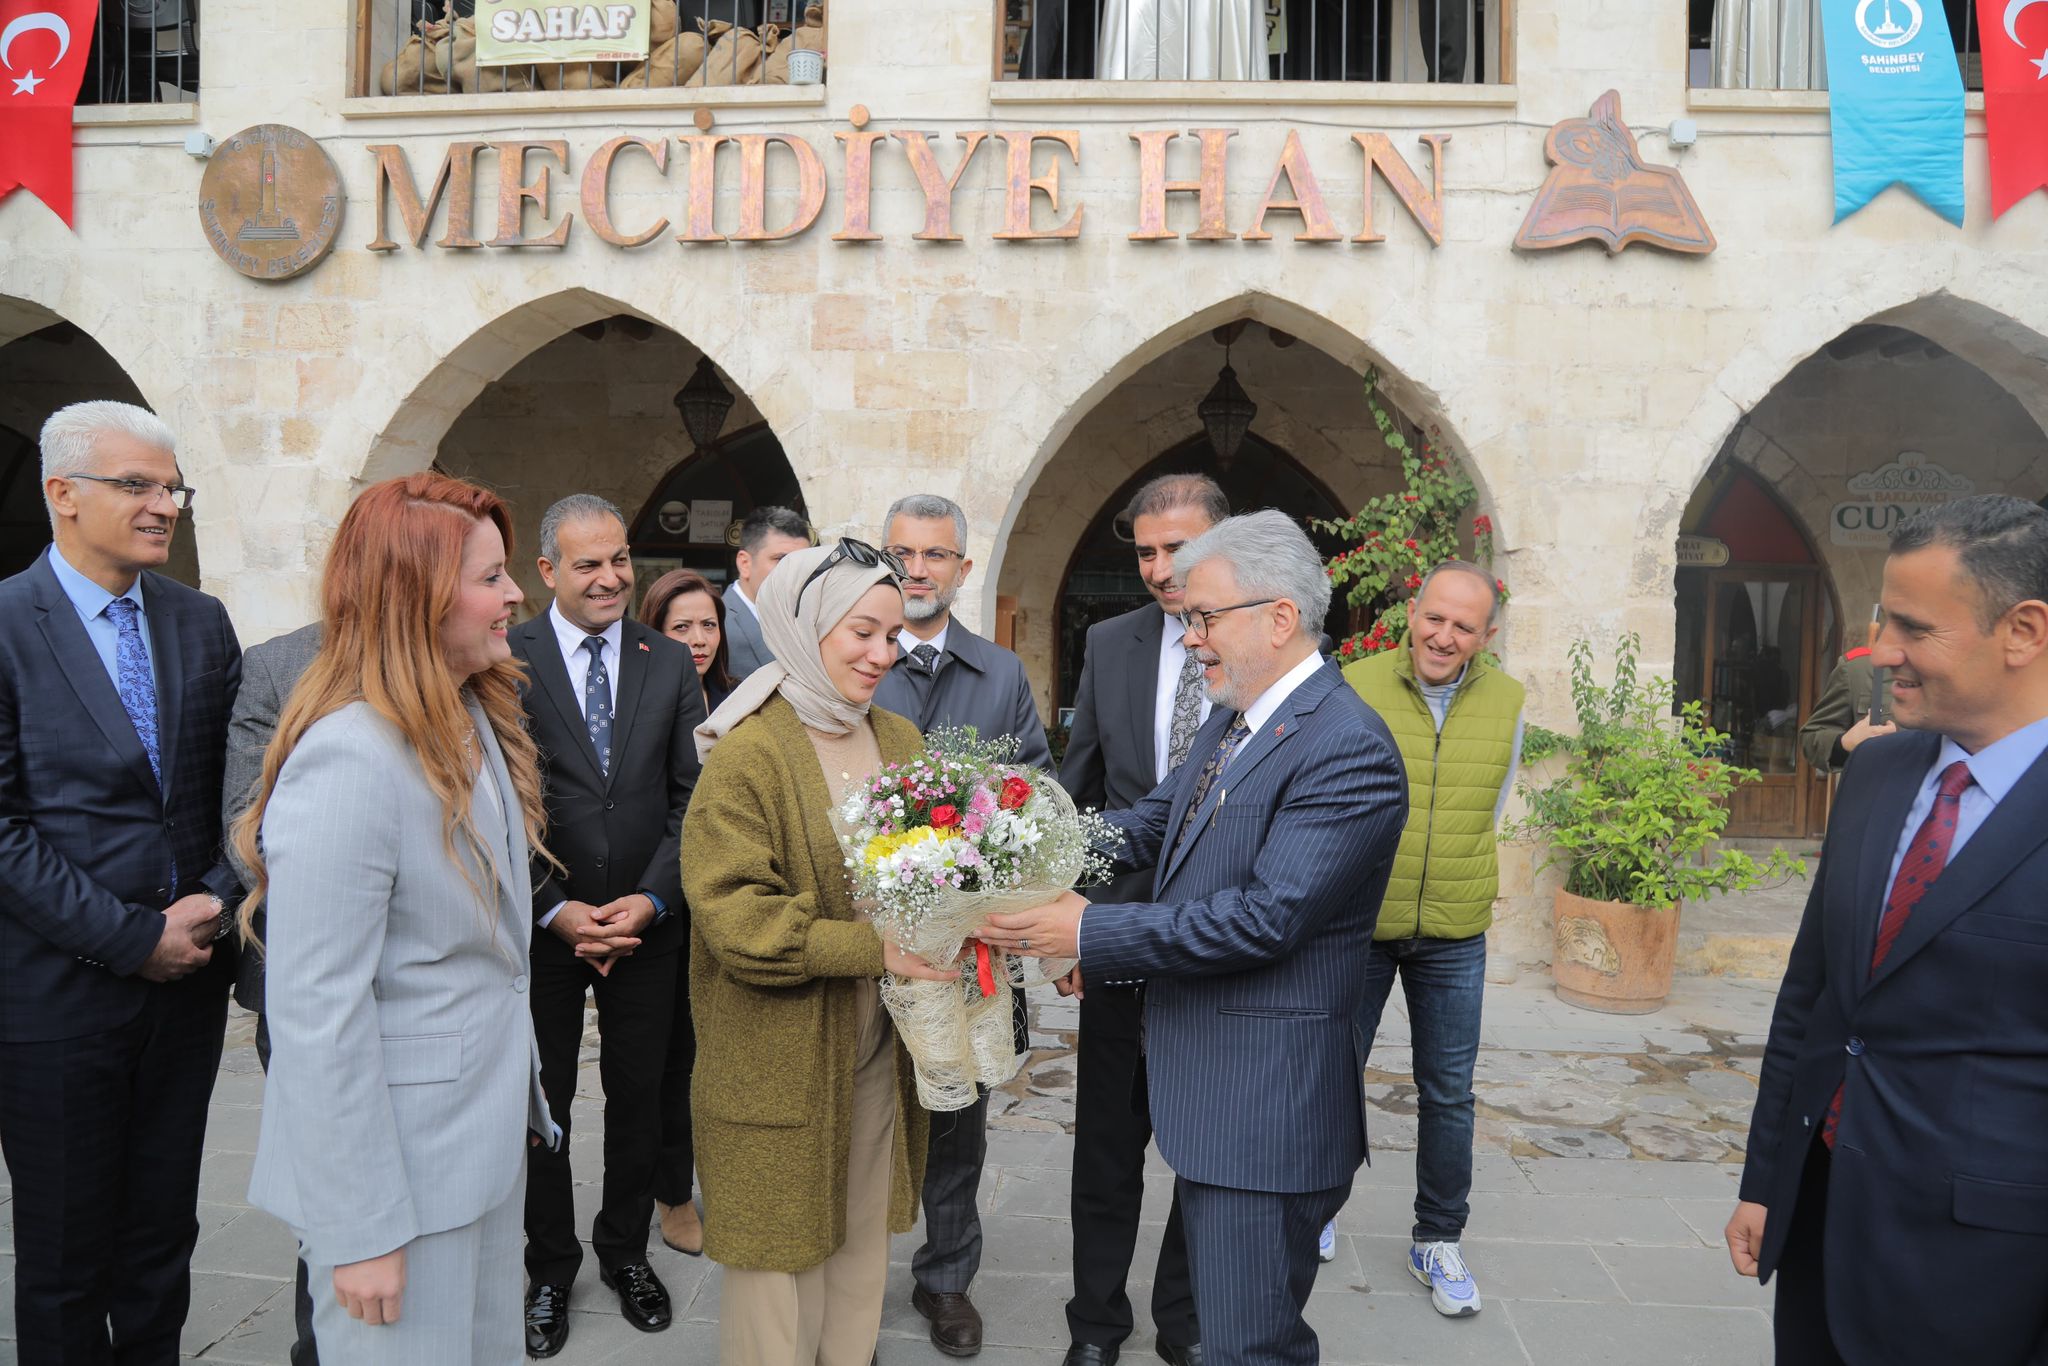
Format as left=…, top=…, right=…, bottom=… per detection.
left=1551, top=888, right=1679, bottom=1015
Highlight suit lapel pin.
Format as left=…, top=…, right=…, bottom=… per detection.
left=1274, top=723, right=1285, bottom=736
left=637, top=642, right=651, bottom=652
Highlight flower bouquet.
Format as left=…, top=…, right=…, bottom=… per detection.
left=838, top=727, right=1119, bottom=1111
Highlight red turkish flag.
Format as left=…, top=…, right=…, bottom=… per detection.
left=1980, top=0, right=2048, bottom=217
left=0, top=0, right=98, bottom=227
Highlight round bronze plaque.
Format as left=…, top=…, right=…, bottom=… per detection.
left=197, top=125, right=345, bottom=281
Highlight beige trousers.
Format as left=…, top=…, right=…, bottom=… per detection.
left=721, top=982, right=897, bottom=1366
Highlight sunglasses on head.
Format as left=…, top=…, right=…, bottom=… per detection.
left=792, top=537, right=907, bottom=616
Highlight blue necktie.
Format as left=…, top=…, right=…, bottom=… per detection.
left=103, top=597, right=161, bottom=782
left=582, top=636, right=613, bottom=778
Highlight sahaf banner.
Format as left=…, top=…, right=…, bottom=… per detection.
left=475, top=0, right=651, bottom=65
left=0, top=0, right=97, bottom=226
left=1820, top=0, right=1967, bottom=225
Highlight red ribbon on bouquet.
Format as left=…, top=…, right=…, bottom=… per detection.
left=974, top=940, right=997, bottom=996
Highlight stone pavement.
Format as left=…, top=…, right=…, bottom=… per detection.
left=0, top=969, right=1781, bottom=1365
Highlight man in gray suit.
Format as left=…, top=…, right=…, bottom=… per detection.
left=722, top=505, right=812, bottom=680
left=223, top=620, right=324, bottom=1366
left=873, top=492, right=1052, bottom=1358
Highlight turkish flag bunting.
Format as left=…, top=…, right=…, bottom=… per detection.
left=1980, top=0, right=2048, bottom=217
left=0, top=0, right=98, bottom=227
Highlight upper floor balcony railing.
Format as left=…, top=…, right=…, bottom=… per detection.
left=998, top=0, right=1507, bottom=84
left=1688, top=0, right=1987, bottom=92
left=77, top=0, right=199, bottom=106
left=358, top=0, right=826, bottom=98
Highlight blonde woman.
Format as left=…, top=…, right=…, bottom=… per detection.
left=241, top=473, right=556, bottom=1364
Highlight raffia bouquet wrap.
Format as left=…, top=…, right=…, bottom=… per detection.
left=838, top=729, right=1120, bottom=1111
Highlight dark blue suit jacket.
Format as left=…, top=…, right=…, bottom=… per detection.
left=1742, top=727, right=2048, bottom=1364
left=1077, top=660, right=1408, bottom=1195
left=0, top=551, right=242, bottom=1042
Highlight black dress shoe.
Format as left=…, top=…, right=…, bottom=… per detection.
left=1155, top=1341, right=1203, bottom=1366
left=1063, top=1346, right=1120, bottom=1365
left=911, top=1285, right=984, bottom=1356
left=524, top=1283, right=570, bottom=1358
left=600, top=1261, right=673, bottom=1332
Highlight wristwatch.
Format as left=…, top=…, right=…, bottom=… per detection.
left=206, top=893, right=234, bottom=942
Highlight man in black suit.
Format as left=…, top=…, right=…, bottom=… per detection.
left=1728, top=495, right=2048, bottom=1365
left=515, top=494, right=705, bottom=1358
left=873, top=492, right=1052, bottom=1359
left=0, top=401, right=242, bottom=1364
left=1054, top=473, right=1224, bottom=1366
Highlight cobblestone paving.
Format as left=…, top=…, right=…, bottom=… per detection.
left=0, top=970, right=1780, bottom=1365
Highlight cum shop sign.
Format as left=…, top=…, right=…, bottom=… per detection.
left=1829, top=451, right=1974, bottom=547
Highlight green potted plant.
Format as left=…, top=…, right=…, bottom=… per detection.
left=1503, top=633, right=1804, bottom=1014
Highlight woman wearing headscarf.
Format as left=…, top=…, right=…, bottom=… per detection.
left=683, top=539, right=957, bottom=1366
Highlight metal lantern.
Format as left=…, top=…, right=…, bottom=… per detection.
left=674, top=356, right=735, bottom=455
left=1198, top=342, right=1257, bottom=470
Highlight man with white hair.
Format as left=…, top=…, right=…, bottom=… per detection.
left=0, top=400, right=244, bottom=1362
left=982, top=510, right=1409, bottom=1366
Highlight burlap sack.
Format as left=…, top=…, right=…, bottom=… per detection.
left=450, top=17, right=540, bottom=93
left=538, top=59, right=623, bottom=89
left=620, top=21, right=712, bottom=87
left=649, top=0, right=679, bottom=45
left=685, top=18, right=765, bottom=85
left=377, top=19, right=453, bottom=95
left=762, top=2, right=822, bottom=83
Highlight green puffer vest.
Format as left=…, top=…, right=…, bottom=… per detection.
left=1343, top=649, right=1524, bottom=942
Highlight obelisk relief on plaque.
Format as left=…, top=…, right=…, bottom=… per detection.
left=1514, top=91, right=1716, bottom=256
left=198, top=124, right=344, bottom=280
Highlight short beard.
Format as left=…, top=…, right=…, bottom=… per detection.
left=903, top=582, right=957, bottom=623
left=1201, top=655, right=1257, bottom=712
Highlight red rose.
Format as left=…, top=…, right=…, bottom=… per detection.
left=998, top=776, right=1033, bottom=810
left=930, top=804, right=961, bottom=828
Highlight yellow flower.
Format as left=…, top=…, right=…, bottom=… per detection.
left=863, top=826, right=942, bottom=866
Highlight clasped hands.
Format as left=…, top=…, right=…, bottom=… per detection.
left=548, top=894, right=658, bottom=976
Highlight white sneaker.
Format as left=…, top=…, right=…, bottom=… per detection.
left=1409, top=1241, right=1481, bottom=1316
left=1317, top=1219, right=1338, bottom=1263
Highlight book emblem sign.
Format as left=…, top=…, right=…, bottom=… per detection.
left=1513, top=91, right=1716, bottom=256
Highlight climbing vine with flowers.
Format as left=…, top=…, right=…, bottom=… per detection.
left=1315, top=369, right=1501, bottom=662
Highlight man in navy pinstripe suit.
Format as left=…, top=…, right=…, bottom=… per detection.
left=984, top=510, right=1408, bottom=1366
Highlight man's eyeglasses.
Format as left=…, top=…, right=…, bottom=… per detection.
left=882, top=545, right=964, bottom=570
left=793, top=537, right=906, bottom=616
left=67, top=474, right=196, bottom=512
left=1176, top=599, right=1277, bottom=642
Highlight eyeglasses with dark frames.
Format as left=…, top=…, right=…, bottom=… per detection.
left=793, top=537, right=907, bottom=616
left=1176, top=599, right=1278, bottom=642
left=66, top=474, right=196, bottom=512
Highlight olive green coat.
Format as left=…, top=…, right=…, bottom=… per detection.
left=1798, top=650, right=1886, bottom=775
left=681, top=694, right=931, bottom=1274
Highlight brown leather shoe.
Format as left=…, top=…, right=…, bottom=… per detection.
left=911, top=1285, right=983, bottom=1357
left=656, top=1199, right=703, bottom=1256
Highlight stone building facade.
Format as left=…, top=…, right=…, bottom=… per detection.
left=6, top=0, right=2046, bottom=960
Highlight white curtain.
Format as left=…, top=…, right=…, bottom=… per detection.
left=1098, top=0, right=1268, bottom=78
left=1712, top=0, right=1825, bottom=90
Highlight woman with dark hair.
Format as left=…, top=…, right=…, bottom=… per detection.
left=635, top=566, right=735, bottom=1257
left=240, top=472, right=557, bottom=1363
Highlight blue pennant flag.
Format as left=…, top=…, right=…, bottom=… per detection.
left=1821, top=0, right=1967, bottom=225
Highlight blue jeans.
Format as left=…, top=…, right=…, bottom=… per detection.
left=1357, top=933, right=1487, bottom=1244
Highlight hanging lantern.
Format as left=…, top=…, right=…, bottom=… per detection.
left=674, top=356, right=735, bottom=454
left=1198, top=341, right=1257, bottom=470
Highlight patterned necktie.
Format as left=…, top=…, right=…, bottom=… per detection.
left=581, top=636, right=613, bottom=778
left=910, top=642, right=940, bottom=675
left=103, top=597, right=161, bottom=782
left=1822, top=759, right=1974, bottom=1150
left=1173, top=715, right=1250, bottom=854
left=1165, top=648, right=1205, bottom=771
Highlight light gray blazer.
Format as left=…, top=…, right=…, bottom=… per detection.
left=723, top=589, right=775, bottom=680
left=248, top=700, right=553, bottom=1268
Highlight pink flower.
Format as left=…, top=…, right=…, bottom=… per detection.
left=962, top=813, right=986, bottom=837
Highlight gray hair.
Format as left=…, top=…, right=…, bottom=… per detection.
left=1175, top=509, right=1331, bottom=638
left=1122, top=473, right=1229, bottom=529
left=883, top=493, right=968, bottom=549
left=1419, top=560, right=1503, bottom=625
left=538, top=493, right=625, bottom=563
left=40, top=401, right=177, bottom=482
left=1891, top=495, right=2048, bottom=630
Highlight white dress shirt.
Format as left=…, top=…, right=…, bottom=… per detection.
left=1153, top=610, right=1214, bottom=783
left=899, top=620, right=951, bottom=662
left=1231, top=649, right=1328, bottom=760
left=548, top=601, right=621, bottom=714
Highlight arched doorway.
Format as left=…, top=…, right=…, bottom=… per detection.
left=1053, top=434, right=1348, bottom=718
left=1675, top=465, right=1835, bottom=838
left=0, top=317, right=201, bottom=586
left=626, top=422, right=809, bottom=588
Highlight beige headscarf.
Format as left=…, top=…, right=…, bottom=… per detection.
left=695, top=542, right=902, bottom=758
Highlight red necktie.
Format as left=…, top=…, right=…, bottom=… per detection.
left=1822, top=760, right=1974, bottom=1150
